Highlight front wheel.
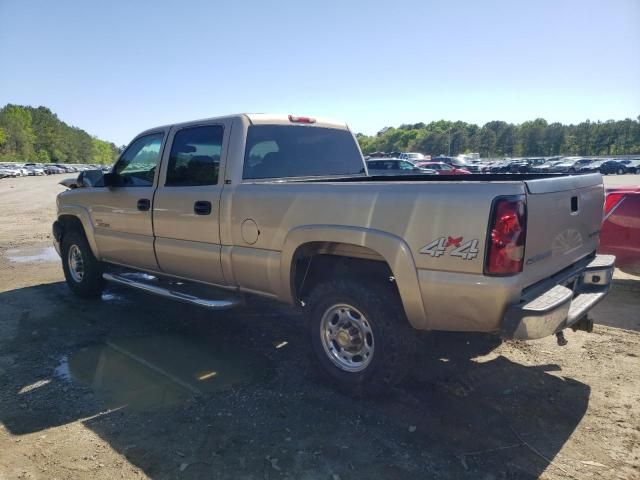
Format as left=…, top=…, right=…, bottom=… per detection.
left=306, top=279, right=416, bottom=396
left=61, top=229, right=104, bottom=298
left=617, top=168, right=624, bottom=175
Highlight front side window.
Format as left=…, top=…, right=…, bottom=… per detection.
left=243, top=125, right=364, bottom=179
left=114, top=133, right=164, bottom=186
left=166, top=125, right=223, bottom=186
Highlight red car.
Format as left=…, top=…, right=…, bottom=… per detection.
left=599, top=187, right=640, bottom=276
left=415, top=161, right=470, bottom=175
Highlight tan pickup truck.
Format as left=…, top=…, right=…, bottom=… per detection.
left=53, top=113, right=614, bottom=395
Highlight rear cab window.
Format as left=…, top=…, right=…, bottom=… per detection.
left=242, top=125, right=364, bottom=179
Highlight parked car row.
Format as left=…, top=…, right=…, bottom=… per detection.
left=366, top=158, right=437, bottom=175
left=577, top=159, right=640, bottom=175
left=0, top=162, right=111, bottom=179
left=481, top=157, right=640, bottom=175
left=365, top=157, right=472, bottom=176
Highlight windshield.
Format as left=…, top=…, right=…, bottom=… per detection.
left=243, top=125, right=364, bottom=179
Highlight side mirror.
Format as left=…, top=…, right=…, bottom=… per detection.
left=79, top=169, right=109, bottom=188
left=102, top=172, right=118, bottom=187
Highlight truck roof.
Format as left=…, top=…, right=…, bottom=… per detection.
left=137, top=114, right=349, bottom=138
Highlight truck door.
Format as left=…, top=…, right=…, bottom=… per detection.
left=91, top=131, right=166, bottom=270
left=152, top=122, right=229, bottom=285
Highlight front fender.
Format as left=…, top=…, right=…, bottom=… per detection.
left=280, top=225, right=429, bottom=330
left=57, top=204, right=100, bottom=259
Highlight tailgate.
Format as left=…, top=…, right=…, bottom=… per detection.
left=521, top=174, right=604, bottom=287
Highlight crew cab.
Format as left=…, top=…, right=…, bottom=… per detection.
left=53, top=113, right=614, bottom=395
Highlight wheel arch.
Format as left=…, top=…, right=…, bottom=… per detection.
left=280, top=225, right=428, bottom=329
left=57, top=206, right=100, bottom=258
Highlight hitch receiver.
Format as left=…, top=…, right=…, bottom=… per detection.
left=555, top=330, right=568, bottom=346
left=571, top=316, right=594, bottom=333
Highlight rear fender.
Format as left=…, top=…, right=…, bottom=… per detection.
left=280, top=225, right=428, bottom=329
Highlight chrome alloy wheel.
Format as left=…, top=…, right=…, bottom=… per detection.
left=67, top=244, right=85, bottom=283
left=320, top=304, right=374, bottom=372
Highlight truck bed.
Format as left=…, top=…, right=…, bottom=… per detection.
left=306, top=173, right=577, bottom=183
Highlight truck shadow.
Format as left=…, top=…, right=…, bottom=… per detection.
left=0, top=282, right=589, bottom=479
left=590, top=279, right=640, bottom=332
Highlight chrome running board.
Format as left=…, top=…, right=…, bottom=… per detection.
left=102, top=272, right=240, bottom=310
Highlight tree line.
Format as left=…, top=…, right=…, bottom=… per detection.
left=0, top=104, right=119, bottom=165
left=357, top=117, right=640, bottom=158
left=1, top=104, right=638, bottom=163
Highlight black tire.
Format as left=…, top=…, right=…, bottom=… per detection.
left=617, top=168, right=624, bottom=175
left=306, top=279, right=416, bottom=396
left=61, top=229, right=104, bottom=298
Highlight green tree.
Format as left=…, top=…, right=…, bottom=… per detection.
left=0, top=104, right=119, bottom=164
left=36, top=149, right=50, bottom=163
left=479, top=127, right=497, bottom=157
left=356, top=115, right=639, bottom=158
left=0, top=105, right=35, bottom=160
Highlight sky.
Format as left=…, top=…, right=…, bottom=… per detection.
left=1, top=0, right=639, bottom=145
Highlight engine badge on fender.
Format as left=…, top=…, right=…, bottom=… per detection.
left=420, top=236, right=479, bottom=260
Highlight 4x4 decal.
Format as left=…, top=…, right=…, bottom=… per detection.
left=420, top=236, right=479, bottom=260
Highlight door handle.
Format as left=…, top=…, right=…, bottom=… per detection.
left=194, top=200, right=212, bottom=215
left=137, top=198, right=151, bottom=211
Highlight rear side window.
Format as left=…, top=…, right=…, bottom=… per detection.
left=243, top=125, right=364, bottom=179
left=166, top=125, right=223, bottom=186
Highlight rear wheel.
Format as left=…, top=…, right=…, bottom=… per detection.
left=306, top=279, right=416, bottom=396
left=61, top=229, right=104, bottom=298
left=617, top=168, right=624, bottom=175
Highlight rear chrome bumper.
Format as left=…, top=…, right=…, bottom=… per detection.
left=502, top=254, right=615, bottom=340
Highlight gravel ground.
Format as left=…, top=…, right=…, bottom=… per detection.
left=0, top=174, right=639, bottom=480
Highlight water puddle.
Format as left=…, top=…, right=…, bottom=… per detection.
left=55, top=335, right=272, bottom=411
left=100, top=292, right=126, bottom=303
left=5, top=246, right=59, bottom=264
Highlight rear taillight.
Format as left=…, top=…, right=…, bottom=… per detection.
left=485, top=195, right=527, bottom=275
left=603, top=192, right=626, bottom=220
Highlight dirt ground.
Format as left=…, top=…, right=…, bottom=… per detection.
left=1, top=174, right=639, bottom=480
